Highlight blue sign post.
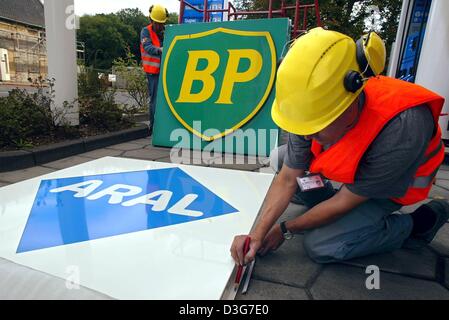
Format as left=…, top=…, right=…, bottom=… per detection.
left=182, top=0, right=226, bottom=23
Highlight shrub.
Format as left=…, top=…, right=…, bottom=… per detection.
left=0, top=71, right=136, bottom=150
left=0, top=78, right=74, bottom=149
left=78, top=68, right=135, bottom=131
left=113, top=50, right=149, bottom=112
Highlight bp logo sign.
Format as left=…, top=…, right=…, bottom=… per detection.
left=163, top=28, right=276, bottom=141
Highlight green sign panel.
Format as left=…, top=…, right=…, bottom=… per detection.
left=152, top=18, right=290, bottom=156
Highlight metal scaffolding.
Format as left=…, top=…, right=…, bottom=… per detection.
left=0, top=28, right=47, bottom=81
left=178, top=0, right=322, bottom=38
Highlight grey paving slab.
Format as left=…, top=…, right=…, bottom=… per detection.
left=252, top=235, right=321, bottom=288
left=107, top=142, right=145, bottom=151
left=437, top=169, right=449, bottom=180
left=130, top=138, right=152, bottom=146
left=342, top=246, right=438, bottom=280
left=165, top=149, right=221, bottom=165
left=236, top=280, right=309, bottom=300
left=42, top=156, right=93, bottom=170
left=429, top=223, right=449, bottom=257
left=445, top=259, right=449, bottom=289
left=209, top=156, right=264, bottom=172
left=435, top=179, right=449, bottom=190
left=0, top=166, right=56, bottom=183
left=122, top=147, right=170, bottom=161
left=310, top=264, right=449, bottom=300
left=240, top=155, right=269, bottom=166
left=79, top=148, right=124, bottom=159
left=429, top=185, right=449, bottom=200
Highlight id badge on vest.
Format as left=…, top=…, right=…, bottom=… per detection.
left=297, top=174, right=325, bottom=192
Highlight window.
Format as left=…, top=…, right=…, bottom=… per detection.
left=4, top=54, right=9, bottom=73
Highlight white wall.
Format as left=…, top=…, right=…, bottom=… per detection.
left=44, top=0, right=79, bottom=125
left=415, top=0, right=449, bottom=138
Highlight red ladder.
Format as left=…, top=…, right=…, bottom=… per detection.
left=179, top=0, right=322, bottom=38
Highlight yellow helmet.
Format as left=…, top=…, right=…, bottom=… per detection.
left=150, top=4, right=168, bottom=23
left=272, top=27, right=386, bottom=136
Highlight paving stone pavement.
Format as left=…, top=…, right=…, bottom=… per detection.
left=0, top=166, right=56, bottom=184
left=445, top=259, right=449, bottom=289
left=429, top=223, right=449, bottom=257
left=309, top=264, right=449, bottom=300
left=41, top=156, right=94, bottom=170
left=341, top=246, right=438, bottom=280
left=1, top=137, right=449, bottom=300
left=236, top=280, right=309, bottom=300
left=79, top=148, right=124, bottom=159
left=107, top=142, right=147, bottom=151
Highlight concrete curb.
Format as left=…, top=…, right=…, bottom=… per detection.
left=0, top=124, right=150, bottom=172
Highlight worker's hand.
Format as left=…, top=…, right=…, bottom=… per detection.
left=159, top=47, right=163, bottom=54
left=230, top=235, right=262, bottom=266
left=258, top=224, right=284, bottom=256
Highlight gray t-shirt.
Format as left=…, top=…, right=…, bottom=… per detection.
left=284, top=104, right=435, bottom=199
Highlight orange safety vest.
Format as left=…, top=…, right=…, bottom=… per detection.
left=309, top=76, right=445, bottom=206
left=140, top=24, right=161, bottom=74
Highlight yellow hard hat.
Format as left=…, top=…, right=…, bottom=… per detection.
left=359, top=32, right=386, bottom=76
left=272, top=27, right=386, bottom=136
left=150, top=4, right=168, bottom=23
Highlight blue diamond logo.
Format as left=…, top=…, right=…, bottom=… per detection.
left=17, top=168, right=239, bottom=253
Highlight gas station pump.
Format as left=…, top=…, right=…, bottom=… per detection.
left=389, top=0, right=449, bottom=139
left=395, top=0, right=432, bottom=83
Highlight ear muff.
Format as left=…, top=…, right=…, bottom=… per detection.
left=344, top=70, right=364, bottom=93
left=356, top=32, right=376, bottom=77
left=344, top=32, right=377, bottom=93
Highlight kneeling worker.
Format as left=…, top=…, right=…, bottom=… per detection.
left=231, top=28, right=448, bottom=265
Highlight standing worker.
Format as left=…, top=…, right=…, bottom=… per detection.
left=231, top=28, right=449, bottom=266
left=140, top=4, right=168, bottom=136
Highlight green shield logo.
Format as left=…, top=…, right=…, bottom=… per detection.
left=163, top=27, right=276, bottom=141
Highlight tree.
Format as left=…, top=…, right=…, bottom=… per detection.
left=234, top=0, right=402, bottom=65
left=77, top=14, right=136, bottom=70
left=78, top=9, right=179, bottom=69
left=116, top=8, right=149, bottom=60
left=167, top=12, right=179, bottom=25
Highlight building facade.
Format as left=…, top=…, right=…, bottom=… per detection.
left=0, top=0, right=47, bottom=83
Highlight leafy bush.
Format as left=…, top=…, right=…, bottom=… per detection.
left=0, top=71, right=136, bottom=150
left=78, top=68, right=136, bottom=131
left=0, top=78, right=75, bottom=149
left=113, top=50, right=149, bottom=112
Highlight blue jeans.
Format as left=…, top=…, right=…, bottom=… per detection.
left=270, top=145, right=414, bottom=263
left=146, top=73, right=159, bottom=132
